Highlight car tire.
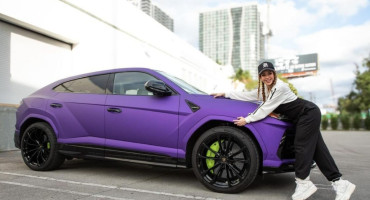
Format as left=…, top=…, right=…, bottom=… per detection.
left=192, top=126, right=260, bottom=193
left=21, top=122, right=65, bottom=171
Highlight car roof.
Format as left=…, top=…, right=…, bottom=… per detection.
left=34, top=67, right=186, bottom=96
left=52, top=67, right=159, bottom=85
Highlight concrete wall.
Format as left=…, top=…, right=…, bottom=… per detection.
left=0, top=105, right=17, bottom=151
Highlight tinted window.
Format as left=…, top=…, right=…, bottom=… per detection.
left=113, top=72, right=157, bottom=96
left=54, top=74, right=109, bottom=94
left=157, top=71, right=206, bottom=94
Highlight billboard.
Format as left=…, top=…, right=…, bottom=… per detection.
left=264, top=53, right=318, bottom=78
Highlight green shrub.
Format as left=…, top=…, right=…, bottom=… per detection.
left=331, top=115, right=338, bottom=130
left=322, top=115, right=329, bottom=130
left=365, top=113, right=370, bottom=130
left=353, top=114, right=361, bottom=130
left=340, top=114, right=351, bottom=130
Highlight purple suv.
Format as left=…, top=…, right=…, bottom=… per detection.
left=14, top=68, right=295, bottom=193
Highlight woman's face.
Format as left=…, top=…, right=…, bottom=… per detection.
left=260, top=70, right=275, bottom=86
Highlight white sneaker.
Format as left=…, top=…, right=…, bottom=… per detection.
left=332, top=179, right=356, bottom=200
left=292, top=177, right=317, bottom=200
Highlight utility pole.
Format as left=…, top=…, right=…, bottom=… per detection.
left=330, top=78, right=335, bottom=105
left=265, top=0, right=272, bottom=59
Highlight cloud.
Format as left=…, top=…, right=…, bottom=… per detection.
left=290, top=64, right=356, bottom=92
left=262, top=1, right=370, bottom=106
left=295, top=22, right=370, bottom=63
left=285, top=22, right=370, bottom=105
left=308, top=0, right=369, bottom=17
left=261, top=0, right=318, bottom=44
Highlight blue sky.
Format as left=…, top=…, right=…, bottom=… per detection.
left=154, top=0, right=370, bottom=111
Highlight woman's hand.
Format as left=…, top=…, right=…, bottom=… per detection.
left=233, top=117, right=247, bottom=126
left=210, top=93, right=225, bottom=98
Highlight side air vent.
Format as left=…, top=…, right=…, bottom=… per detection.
left=185, top=100, right=200, bottom=112
left=277, top=127, right=295, bottom=159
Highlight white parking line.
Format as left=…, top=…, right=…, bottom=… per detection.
left=0, top=180, right=132, bottom=200
left=315, top=183, right=334, bottom=190
left=311, top=169, right=334, bottom=190
left=0, top=171, right=221, bottom=200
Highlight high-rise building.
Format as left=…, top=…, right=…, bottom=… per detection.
left=199, top=4, right=265, bottom=79
left=127, top=0, right=174, bottom=32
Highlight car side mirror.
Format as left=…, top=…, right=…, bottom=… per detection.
left=144, top=80, right=172, bottom=96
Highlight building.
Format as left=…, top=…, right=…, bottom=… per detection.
left=0, top=0, right=234, bottom=105
left=199, top=3, right=265, bottom=79
left=127, top=0, right=174, bottom=32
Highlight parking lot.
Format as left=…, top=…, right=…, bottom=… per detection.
left=1, top=131, right=369, bottom=200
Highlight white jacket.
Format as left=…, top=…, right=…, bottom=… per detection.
left=225, top=79, right=297, bottom=123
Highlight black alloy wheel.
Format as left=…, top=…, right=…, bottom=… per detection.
left=192, top=126, right=260, bottom=193
left=21, top=122, right=65, bottom=171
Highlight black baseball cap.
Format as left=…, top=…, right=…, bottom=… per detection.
left=258, top=61, right=275, bottom=75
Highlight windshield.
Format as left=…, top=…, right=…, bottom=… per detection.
left=157, top=71, right=207, bottom=94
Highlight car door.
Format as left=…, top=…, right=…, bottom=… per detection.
left=104, top=71, right=180, bottom=160
left=47, top=74, right=109, bottom=149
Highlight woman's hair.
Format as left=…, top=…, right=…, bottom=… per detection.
left=257, top=70, right=277, bottom=102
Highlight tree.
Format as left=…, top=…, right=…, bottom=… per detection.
left=365, top=113, right=370, bottom=130
left=338, top=54, right=370, bottom=114
left=331, top=115, right=339, bottom=130
left=231, top=69, right=299, bottom=95
left=353, top=114, right=361, bottom=130
left=340, top=114, right=351, bottom=130
left=338, top=91, right=361, bottom=114
left=231, top=68, right=258, bottom=90
left=278, top=74, right=299, bottom=96
left=322, top=115, right=329, bottom=130
left=354, top=56, right=370, bottom=111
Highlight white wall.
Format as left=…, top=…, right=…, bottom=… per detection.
left=0, top=0, right=236, bottom=104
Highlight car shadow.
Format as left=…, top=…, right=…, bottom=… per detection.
left=59, top=158, right=296, bottom=193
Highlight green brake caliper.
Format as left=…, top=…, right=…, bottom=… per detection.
left=47, top=142, right=51, bottom=149
left=206, top=141, right=221, bottom=174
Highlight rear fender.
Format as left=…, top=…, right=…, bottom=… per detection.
left=19, top=111, right=59, bottom=138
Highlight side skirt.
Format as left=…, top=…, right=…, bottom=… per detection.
left=57, top=144, right=187, bottom=168
left=262, top=163, right=295, bottom=174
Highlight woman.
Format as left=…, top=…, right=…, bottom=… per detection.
left=212, top=62, right=355, bottom=200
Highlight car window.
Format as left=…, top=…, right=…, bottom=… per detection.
left=157, top=71, right=207, bottom=94
left=53, top=74, right=109, bottom=94
left=113, top=72, right=157, bottom=96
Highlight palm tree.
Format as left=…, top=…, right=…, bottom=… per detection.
left=231, top=69, right=299, bottom=95
left=231, top=68, right=258, bottom=90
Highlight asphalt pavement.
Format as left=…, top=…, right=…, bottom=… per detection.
left=1, top=131, right=369, bottom=200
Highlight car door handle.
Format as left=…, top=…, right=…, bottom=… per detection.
left=107, top=108, right=122, bottom=113
left=50, top=103, right=62, bottom=108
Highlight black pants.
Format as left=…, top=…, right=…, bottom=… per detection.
left=294, top=101, right=342, bottom=181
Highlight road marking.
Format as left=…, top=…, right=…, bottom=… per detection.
left=311, top=170, right=322, bottom=175
left=0, top=171, right=116, bottom=189
left=0, top=180, right=132, bottom=200
left=315, top=183, right=334, bottom=190
left=0, top=171, right=221, bottom=200
left=311, top=169, right=335, bottom=190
